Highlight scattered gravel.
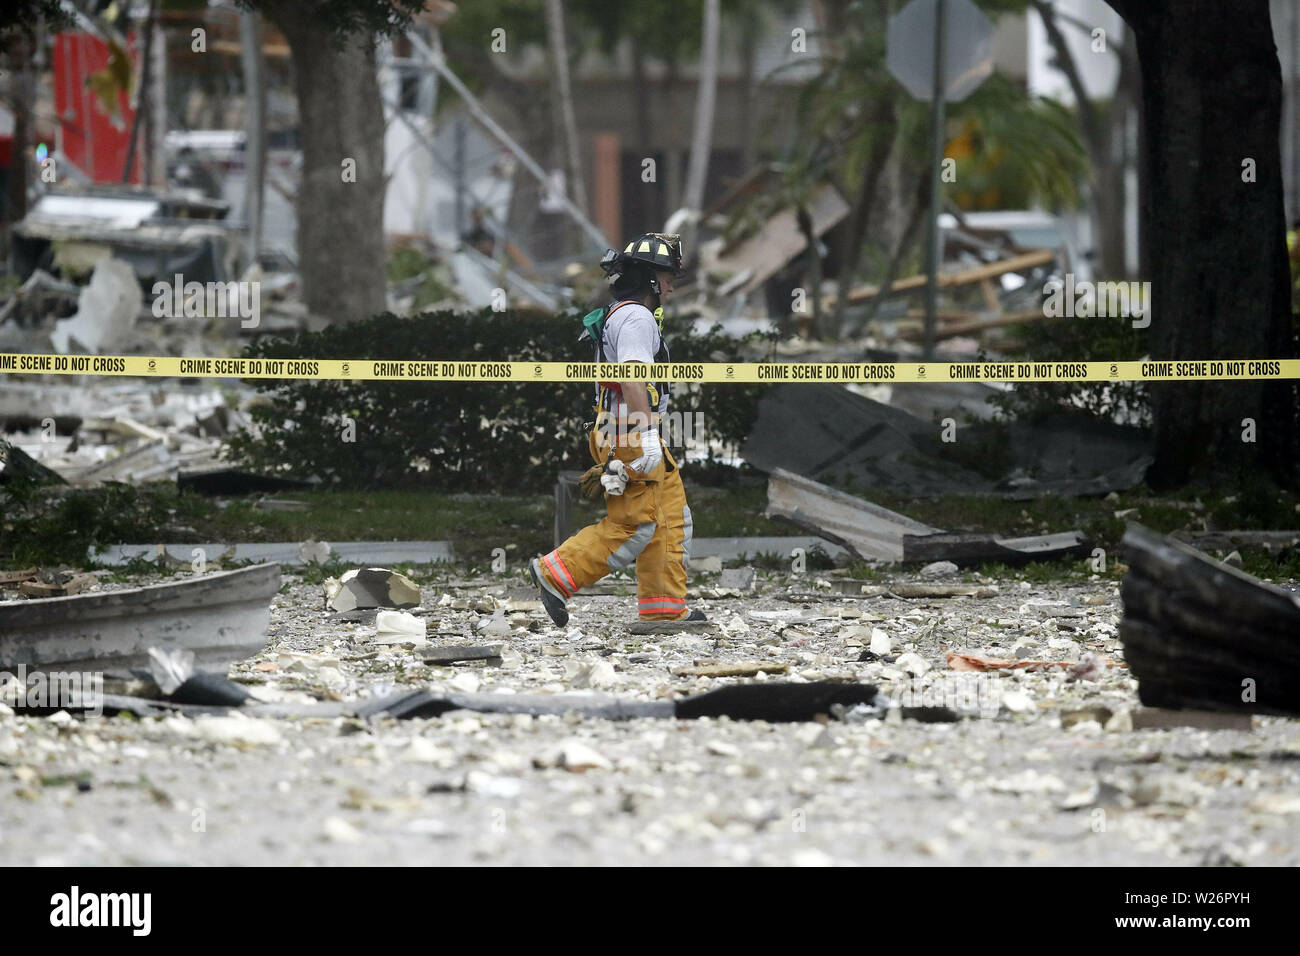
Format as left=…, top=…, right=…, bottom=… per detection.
left=2, top=565, right=1298, bottom=865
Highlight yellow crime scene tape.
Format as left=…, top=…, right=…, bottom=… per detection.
left=2, top=354, right=1298, bottom=383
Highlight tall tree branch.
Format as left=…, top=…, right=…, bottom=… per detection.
left=1032, top=0, right=1104, bottom=151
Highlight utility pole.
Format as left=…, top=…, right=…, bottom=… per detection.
left=921, top=0, right=947, bottom=361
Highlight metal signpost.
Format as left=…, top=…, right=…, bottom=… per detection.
left=887, top=0, right=995, bottom=358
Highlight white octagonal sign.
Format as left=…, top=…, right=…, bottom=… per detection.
left=887, top=0, right=995, bottom=103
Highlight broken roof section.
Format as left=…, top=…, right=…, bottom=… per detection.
left=1120, top=524, right=1300, bottom=717
left=763, top=468, right=1090, bottom=567
left=741, top=383, right=1151, bottom=497
left=12, top=185, right=242, bottom=288
left=701, top=178, right=851, bottom=296
left=764, top=468, right=937, bottom=562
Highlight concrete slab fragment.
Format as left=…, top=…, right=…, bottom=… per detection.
left=764, top=469, right=938, bottom=562
left=0, top=563, right=280, bottom=672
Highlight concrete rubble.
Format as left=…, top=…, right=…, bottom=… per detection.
left=0, top=379, right=258, bottom=487
left=1, top=548, right=1297, bottom=865
left=325, top=568, right=422, bottom=613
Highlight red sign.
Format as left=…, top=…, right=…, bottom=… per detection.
left=53, top=31, right=142, bottom=184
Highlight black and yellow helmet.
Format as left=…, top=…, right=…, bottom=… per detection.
left=600, top=232, right=685, bottom=278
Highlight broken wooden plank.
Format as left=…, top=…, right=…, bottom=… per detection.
left=253, top=498, right=310, bottom=512
left=18, top=581, right=65, bottom=599
left=1171, top=530, right=1300, bottom=555
left=671, top=661, right=790, bottom=678
left=81, top=417, right=168, bottom=443
left=764, top=468, right=938, bottom=562
left=0, top=563, right=280, bottom=672
left=75, top=438, right=172, bottom=484
left=1130, top=707, right=1253, bottom=732
left=710, top=184, right=850, bottom=294
left=0, top=568, right=38, bottom=585
left=902, top=530, right=1091, bottom=567
left=423, top=645, right=504, bottom=665
left=59, top=572, right=98, bottom=596
left=824, top=249, right=1056, bottom=307
left=10, top=568, right=98, bottom=598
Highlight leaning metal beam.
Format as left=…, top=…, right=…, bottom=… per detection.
left=412, top=29, right=609, bottom=252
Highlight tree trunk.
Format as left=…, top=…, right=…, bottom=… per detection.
left=1033, top=0, right=1126, bottom=278
left=1123, top=31, right=1149, bottom=282
left=5, top=32, right=33, bottom=229
left=1112, top=26, right=1143, bottom=276
left=831, top=93, right=897, bottom=337
left=264, top=4, right=387, bottom=324
left=797, top=204, right=825, bottom=338
left=737, top=13, right=759, bottom=174
left=1107, top=0, right=1298, bottom=489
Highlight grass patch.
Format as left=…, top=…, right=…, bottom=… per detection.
left=2, top=478, right=787, bottom=569
left=4, top=471, right=1296, bottom=585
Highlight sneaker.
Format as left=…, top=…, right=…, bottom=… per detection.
left=530, top=558, right=569, bottom=627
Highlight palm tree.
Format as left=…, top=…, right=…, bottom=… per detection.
left=754, top=0, right=1086, bottom=337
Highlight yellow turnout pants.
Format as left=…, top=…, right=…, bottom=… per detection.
left=537, top=426, right=693, bottom=620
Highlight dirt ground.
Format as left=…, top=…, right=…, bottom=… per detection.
left=2, top=565, right=1299, bottom=866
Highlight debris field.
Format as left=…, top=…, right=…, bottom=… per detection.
left=2, top=560, right=1298, bottom=866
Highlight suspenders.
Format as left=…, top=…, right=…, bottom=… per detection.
left=595, top=300, right=669, bottom=416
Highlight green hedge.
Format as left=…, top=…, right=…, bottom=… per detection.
left=989, top=312, right=1152, bottom=426
left=225, top=309, right=768, bottom=492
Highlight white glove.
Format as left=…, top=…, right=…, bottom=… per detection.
left=629, top=428, right=662, bottom=476
left=600, top=459, right=629, bottom=496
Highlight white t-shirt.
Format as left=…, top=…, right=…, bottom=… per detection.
left=602, top=302, right=669, bottom=420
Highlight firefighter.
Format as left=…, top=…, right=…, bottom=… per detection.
left=530, top=233, right=705, bottom=629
